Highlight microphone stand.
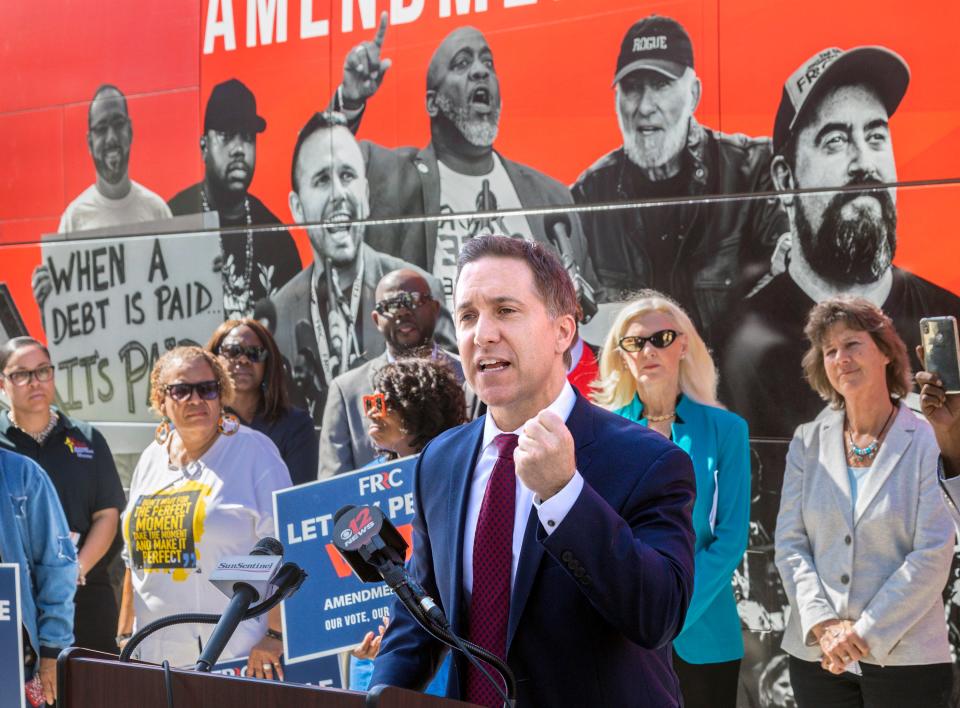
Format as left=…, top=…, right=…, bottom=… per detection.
left=118, top=562, right=307, bottom=666
left=369, top=555, right=517, bottom=707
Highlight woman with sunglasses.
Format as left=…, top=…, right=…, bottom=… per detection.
left=207, top=319, right=317, bottom=485
left=117, top=346, right=291, bottom=676
left=0, top=337, right=126, bottom=658
left=593, top=291, right=750, bottom=708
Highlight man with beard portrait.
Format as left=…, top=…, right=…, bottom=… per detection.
left=329, top=16, right=597, bottom=314
left=718, top=47, right=960, bottom=439
left=169, top=79, right=300, bottom=318
left=58, top=84, right=171, bottom=233
left=571, top=16, right=788, bottom=344
left=256, top=112, right=455, bottom=424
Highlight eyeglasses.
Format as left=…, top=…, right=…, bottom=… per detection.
left=374, top=291, right=433, bottom=316
left=218, top=344, right=269, bottom=363
left=164, top=380, right=221, bottom=402
left=1, top=365, right=55, bottom=386
left=618, top=329, right=679, bottom=352
left=362, top=392, right=387, bottom=418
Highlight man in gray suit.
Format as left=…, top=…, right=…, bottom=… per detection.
left=256, top=111, right=454, bottom=424
left=318, top=268, right=466, bottom=477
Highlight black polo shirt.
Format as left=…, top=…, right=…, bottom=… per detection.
left=0, top=411, right=126, bottom=584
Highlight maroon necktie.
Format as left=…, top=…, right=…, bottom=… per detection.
left=465, top=433, right=519, bottom=708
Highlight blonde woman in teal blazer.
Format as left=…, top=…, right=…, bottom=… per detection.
left=594, top=290, right=750, bottom=708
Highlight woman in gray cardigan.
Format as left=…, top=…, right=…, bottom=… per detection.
left=775, top=297, right=955, bottom=707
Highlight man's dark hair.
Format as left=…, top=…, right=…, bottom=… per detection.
left=456, top=236, right=577, bottom=320
left=290, top=111, right=351, bottom=192
left=373, top=358, right=467, bottom=452
left=88, top=84, right=128, bottom=127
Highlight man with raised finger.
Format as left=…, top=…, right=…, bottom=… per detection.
left=369, top=235, right=695, bottom=706
left=331, top=15, right=598, bottom=318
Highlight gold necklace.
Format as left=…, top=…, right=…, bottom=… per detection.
left=646, top=411, right=676, bottom=423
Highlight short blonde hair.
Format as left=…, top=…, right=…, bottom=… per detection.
left=801, top=296, right=912, bottom=408
left=149, top=346, right=234, bottom=417
left=592, top=290, right=718, bottom=410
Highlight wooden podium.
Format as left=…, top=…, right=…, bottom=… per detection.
left=58, top=648, right=479, bottom=708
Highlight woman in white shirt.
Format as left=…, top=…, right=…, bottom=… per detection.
left=117, top=346, right=291, bottom=678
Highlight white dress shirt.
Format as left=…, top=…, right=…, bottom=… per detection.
left=462, top=381, right=584, bottom=600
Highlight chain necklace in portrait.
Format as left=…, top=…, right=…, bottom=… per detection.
left=202, top=186, right=255, bottom=318
left=845, top=404, right=897, bottom=464
left=8, top=407, right=58, bottom=444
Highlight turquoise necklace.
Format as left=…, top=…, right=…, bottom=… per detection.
left=846, top=404, right=897, bottom=464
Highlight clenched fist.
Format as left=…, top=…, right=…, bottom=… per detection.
left=515, top=410, right=575, bottom=501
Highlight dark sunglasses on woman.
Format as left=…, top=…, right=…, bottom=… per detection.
left=218, top=344, right=269, bottom=363
left=164, top=380, right=220, bottom=402
left=618, top=329, right=679, bottom=353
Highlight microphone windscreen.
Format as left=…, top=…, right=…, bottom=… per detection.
left=251, top=537, right=284, bottom=557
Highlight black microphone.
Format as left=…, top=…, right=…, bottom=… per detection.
left=332, top=505, right=449, bottom=628
left=194, top=537, right=284, bottom=672
left=543, top=213, right=597, bottom=322
left=332, top=505, right=517, bottom=706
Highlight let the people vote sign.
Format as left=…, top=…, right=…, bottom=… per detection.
left=0, top=564, right=25, bottom=708
left=273, top=456, right=416, bottom=662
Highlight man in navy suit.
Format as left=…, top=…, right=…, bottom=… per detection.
left=370, top=236, right=696, bottom=707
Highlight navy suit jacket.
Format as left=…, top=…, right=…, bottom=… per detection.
left=369, top=392, right=696, bottom=707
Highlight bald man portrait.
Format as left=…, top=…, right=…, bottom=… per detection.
left=329, top=16, right=598, bottom=314
left=317, top=267, right=468, bottom=476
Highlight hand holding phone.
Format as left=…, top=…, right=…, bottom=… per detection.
left=920, top=316, right=960, bottom=394
left=918, top=317, right=960, bottom=478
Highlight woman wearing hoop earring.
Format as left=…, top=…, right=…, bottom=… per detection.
left=775, top=297, right=954, bottom=707
left=592, top=291, right=750, bottom=708
left=117, top=346, right=291, bottom=676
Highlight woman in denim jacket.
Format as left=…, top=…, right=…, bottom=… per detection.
left=0, top=447, right=78, bottom=705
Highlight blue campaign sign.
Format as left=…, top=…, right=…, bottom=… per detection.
left=273, top=456, right=417, bottom=662
left=212, top=653, right=343, bottom=688
left=0, top=564, right=25, bottom=708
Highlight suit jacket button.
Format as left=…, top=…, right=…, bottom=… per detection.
left=561, top=550, right=574, bottom=563
left=573, top=567, right=586, bottom=579
left=840, top=574, right=850, bottom=585
left=844, top=535, right=852, bottom=545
